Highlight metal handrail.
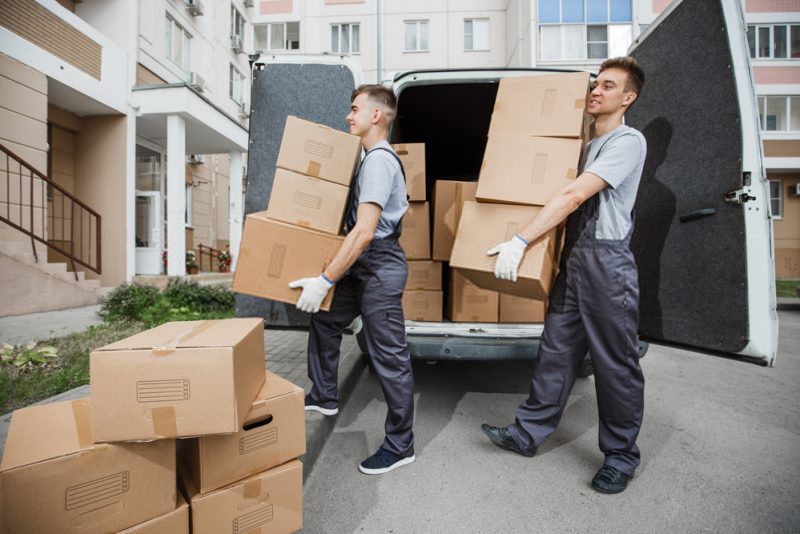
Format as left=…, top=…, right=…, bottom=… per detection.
left=197, top=243, right=223, bottom=272
left=0, top=143, right=102, bottom=275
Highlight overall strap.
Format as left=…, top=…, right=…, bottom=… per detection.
left=343, top=146, right=407, bottom=237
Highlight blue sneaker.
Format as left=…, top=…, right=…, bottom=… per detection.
left=358, top=447, right=415, bottom=475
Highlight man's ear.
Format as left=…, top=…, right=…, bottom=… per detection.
left=371, top=107, right=382, bottom=124
left=622, top=92, right=638, bottom=107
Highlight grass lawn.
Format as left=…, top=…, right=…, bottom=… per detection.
left=776, top=280, right=799, bottom=298
left=0, top=321, right=147, bottom=415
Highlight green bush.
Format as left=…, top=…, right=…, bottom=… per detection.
left=162, top=278, right=235, bottom=313
left=140, top=296, right=235, bottom=327
left=98, top=283, right=160, bottom=322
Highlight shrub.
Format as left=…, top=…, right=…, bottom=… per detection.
left=161, top=279, right=235, bottom=313
left=98, top=283, right=160, bottom=322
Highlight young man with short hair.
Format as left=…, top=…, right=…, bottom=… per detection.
left=482, top=57, right=647, bottom=494
left=289, top=84, right=415, bottom=475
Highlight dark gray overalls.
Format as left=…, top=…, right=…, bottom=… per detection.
left=507, top=132, right=645, bottom=476
left=306, top=147, right=415, bottom=458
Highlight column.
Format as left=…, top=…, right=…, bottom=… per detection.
left=167, top=114, right=186, bottom=276
left=228, top=150, right=243, bottom=270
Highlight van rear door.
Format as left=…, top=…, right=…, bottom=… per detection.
left=627, top=0, right=778, bottom=365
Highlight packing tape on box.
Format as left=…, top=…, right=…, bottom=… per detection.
left=71, top=399, right=93, bottom=449
left=395, top=144, right=409, bottom=156
left=151, top=406, right=178, bottom=438
left=151, top=320, right=219, bottom=356
left=243, top=478, right=262, bottom=499
left=306, top=161, right=321, bottom=177
left=566, top=168, right=578, bottom=180
left=574, top=98, right=585, bottom=108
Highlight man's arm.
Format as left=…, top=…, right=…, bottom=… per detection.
left=488, top=172, right=608, bottom=282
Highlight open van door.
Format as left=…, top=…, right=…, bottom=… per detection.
left=627, top=0, right=778, bottom=366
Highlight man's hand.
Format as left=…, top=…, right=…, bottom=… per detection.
left=486, top=235, right=528, bottom=282
left=288, top=275, right=334, bottom=313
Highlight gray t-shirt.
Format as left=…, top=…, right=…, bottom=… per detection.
left=580, top=124, right=647, bottom=240
left=352, top=140, right=408, bottom=239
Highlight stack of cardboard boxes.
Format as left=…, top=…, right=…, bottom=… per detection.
left=233, top=116, right=362, bottom=311
left=450, top=72, right=591, bottom=322
left=0, top=318, right=306, bottom=534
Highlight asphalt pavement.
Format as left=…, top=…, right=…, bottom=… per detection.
left=303, top=309, right=800, bottom=533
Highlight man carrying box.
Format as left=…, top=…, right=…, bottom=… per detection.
left=481, top=57, right=647, bottom=494
left=288, top=85, right=416, bottom=475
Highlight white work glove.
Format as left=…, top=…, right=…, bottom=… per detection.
left=486, top=234, right=528, bottom=282
left=288, top=275, right=334, bottom=313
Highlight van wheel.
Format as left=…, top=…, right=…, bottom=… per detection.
left=577, top=356, right=594, bottom=378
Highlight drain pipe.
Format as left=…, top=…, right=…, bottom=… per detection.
left=376, top=0, right=382, bottom=83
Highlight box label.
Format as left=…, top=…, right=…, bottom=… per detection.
left=137, top=379, right=190, bottom=402
left=239, top=428, right=279, bottom=455
left=65, top=471, right=130, bottom=511
left=233, top=505, right=273, bottom=534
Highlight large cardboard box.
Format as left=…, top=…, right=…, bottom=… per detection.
left=499, top=294, right=547, bottom=323
left=399, top=201, right=430, bottom=259
left=448, top=269, right=499, bottom=323
left=117, top=494, right=189, bottom=533
left=266, top=168, right=349, bottom=234
left=276, top=115, right=361, bottom=186
left=476, top=136, right=583, bottom=206
left=0, top=399, right=176, bottom=534
left=406, top=260, right=442, bottom=290
left=488, top=72, right=590, bottom=139
left=179, top=370, right=306, bottom=494
left=402, top=290, right=443, bottom=322
left=450, top=201, right=558, bottom=300
left=392, top=143, right=426, bottom=201
left=184, top=460, right=303, bottom=534
left=90, top=318, right=266, bottom=442
left=233, top=211, right=345, bottom=311
left=432, top=180, right=478, bottom=261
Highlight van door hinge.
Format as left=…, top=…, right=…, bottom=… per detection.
left=724, top=188, right=756, bottom=205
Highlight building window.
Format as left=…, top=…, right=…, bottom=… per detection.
left=166, top=14, right=191, bottom=71
left=769, top=180, right=782, bottom=219
left=747, top=24, right=800, bottom=59
left=254, top=22, right=300, bottom=51
left=185, top=183, right=193, bottom=226
left=231, top=5, right=246, bottom=49
left=230, top=64, right=245, bottom=104
left=538, top=0, right=633, bottom=61
left=331, top=23, right=360, bottom=54
left=404, top=20, right=429, bottom=52
left=757, top=95, right=800, bottom=132
left=464, top=18, right=490, bottom=51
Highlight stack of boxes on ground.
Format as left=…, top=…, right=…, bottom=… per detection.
left=0, top=318, right=306, bottom=533
left=233, top=116, right=362, bottom=311
left=449, top=72, right=591, bottom=321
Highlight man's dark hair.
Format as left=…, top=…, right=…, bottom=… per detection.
left=599, top=56, right=645, bottom=96
left=351, top=84, right=397, bottom=123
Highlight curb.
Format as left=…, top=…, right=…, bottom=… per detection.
left=300, top=343, right=366, bottom=483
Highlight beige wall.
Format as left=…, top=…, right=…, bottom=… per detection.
left=74, top=116, right=128, bottom=286
left=772, top=172, right=800, bottom=279
left=187, top=154, right=231, bottom=254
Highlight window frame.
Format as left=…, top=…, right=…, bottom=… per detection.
left=331, top=22, right=360, bottom=54
left=231, top=5, right=246, bottom=42
left=229, top=63, right=245, bottom=105
left=757, top=95, right=800, bottom=133
left=165, top=14, right=191, bottom=72
left=464, top=18, right=491, bottom=51
left=404, top=19, right=429, bottom=53
left=185, top=182, right=193, bottom=227
left=769, top=179, right=783, bottom=219
left=747, top=23, right=800, bottom=60
left=254, top=22, right=300, bottom=52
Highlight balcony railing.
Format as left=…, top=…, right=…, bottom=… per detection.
left=0, top=143, right=101, bottom=276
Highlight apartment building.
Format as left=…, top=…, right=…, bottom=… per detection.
left=252, top=0, right=798, bottom=280
left=0, top=0, right=251, bottom=316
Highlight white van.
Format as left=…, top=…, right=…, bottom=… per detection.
left=238, top=0, right=779, bottom=368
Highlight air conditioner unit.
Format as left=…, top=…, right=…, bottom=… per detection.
left=185, top=0, right=204, bottom=16
left=187, top=154, right=205, bottom=165
left=230, top=34, right=242, bottom=53
left=790, top=183, right=800, bottom=197
left=244, top=0, right=254, bottom=7
left=238, top=102, right=249, bottom=119
left=189, top=71, right=206, bottom=92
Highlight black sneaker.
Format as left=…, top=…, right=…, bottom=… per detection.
left=304, top=397, right=338, bottom=416
left=591, top=465, right=632, bottom=494
left=358, top=447, right=415, bottom=475
left=481, top=423, right=536, bottom=457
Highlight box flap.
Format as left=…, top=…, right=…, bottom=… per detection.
left=95, top=318, right=264, bottom=351
left=0, top=399, right=94, bottom=471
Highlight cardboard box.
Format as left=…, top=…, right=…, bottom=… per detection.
left=399, top=201, right=430, bottom=260
left=90, top=318, right=266, bottom=442
left=233, top=211, right=345, bottom=311
left=392, top=143, right=426, bottom=201
left=499, top=294, right=547, bottom=323
left=179, top=370, right=306, bottom=494
left=406, top=260, right=442, bottom=290
left=402, top=290, right=443, bottom=322
left=448, top=269, right=499, bottom=323
left=266, top=168, right=349, bottom=234
left=488, top=72, right=590, bottom=139
left=117, top=494, right=189, bottom=533
left=476, top=136, right=583, bottom=206
left=450, top=201, right=558, bottom=300
left=0, top=399, right=176, bottom=534
left=184, top=460, right=303, bottom=534
left=276, top=115, right=361, bottom=186
left=432, top=180, right=478, bottom=261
